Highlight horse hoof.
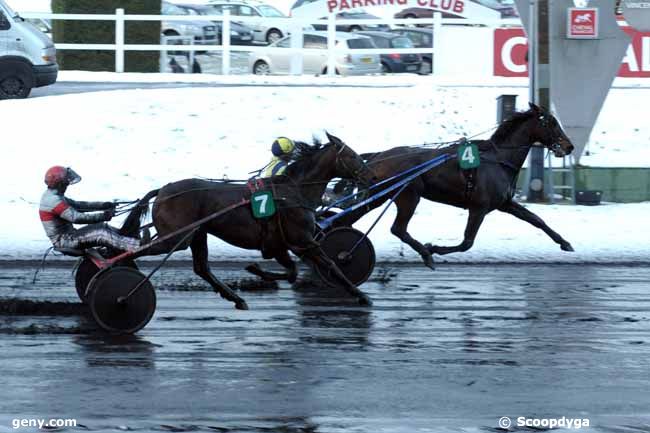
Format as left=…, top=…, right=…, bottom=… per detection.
left=358, top=296, right=373, bottom=307
left=245, top=264, right=259, bottom=274
left=424, top=243, right=438, bottom=255
left=561, top=243, right=575, bottom=252
left=422, top=253, right=435, bottom=270
left=235, top=300, right=249, bottom=310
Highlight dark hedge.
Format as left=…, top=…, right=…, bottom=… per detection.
left=52, top=0, right=161, bottom=72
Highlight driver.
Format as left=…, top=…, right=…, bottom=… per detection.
left=262, top=137, right=296, bottom=178
left=39, top=166, right=141, bottom=252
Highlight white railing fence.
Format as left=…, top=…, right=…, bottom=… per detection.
left=21, top=10, right=513, bottom=76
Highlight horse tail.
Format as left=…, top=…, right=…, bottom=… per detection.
left=119, top=188, right=160, bottom=236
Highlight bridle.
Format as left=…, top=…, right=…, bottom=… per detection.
left=537, top=113, right=569, bottom=156
left=334, top=142, right=373, bottom=187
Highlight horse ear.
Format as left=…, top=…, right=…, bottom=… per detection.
left=529, top=102, right=541, bottom=113
left=325, top=131, right=341, bottom=145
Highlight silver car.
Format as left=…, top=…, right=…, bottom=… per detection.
left=249, top=31, right=381, bottom=76
left=208, top=0, right=313, bottom=44
left=162, top=1, right=218, bottom=45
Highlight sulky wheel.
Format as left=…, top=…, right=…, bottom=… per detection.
left=315, top=227, right=376, bottom=287
left=87, top=266, right=156, bottom=334
left=75, top=257, right=138, bottom=304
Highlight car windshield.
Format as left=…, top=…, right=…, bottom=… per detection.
left=205, top=6, right=222, bottom=15
left=258, top=5, right=285, bottom=17
left=478, top=0, right=504, bottom=8
left=347, top=37, right=375, bottom=49
left=163, top=3, right=188, bottom=15
left=391, top=37, right=413, bottom=48
left=344, top=9, right=368, bottom=15
left=184, top=8, right=202, bottom=15
left=2, top=2, right=17, bottom=18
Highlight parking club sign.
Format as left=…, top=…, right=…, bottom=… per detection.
left=567, top=8, right=599, bottom=39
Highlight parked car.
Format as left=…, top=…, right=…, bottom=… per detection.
left=394, top=0, right=517, bottom=20
left=303, top=9, right=390, bottom=32
left=475, top=0, right=518, bottom=18
left=175, top=3, right=255, bottom=45
left=249, top=31, right=381, bottom=76
left=208, top=0, right=313, bottom=44
left=388, top=28, right=433, bottom=74
left=0, top=0, right=57, bottom=99
left=356, top=31, right=420, bottom=73
left=161, top=1, right=219, bottom=46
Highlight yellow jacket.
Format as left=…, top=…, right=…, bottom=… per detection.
left=263, top=157, right=288, bottom=177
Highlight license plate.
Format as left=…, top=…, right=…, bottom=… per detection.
left=407, top=65, right=418, bottom=71
left=361, top=57, right=372, bottom=63
left=241, top=35, right=252, bottom=40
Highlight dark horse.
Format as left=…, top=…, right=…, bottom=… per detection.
left=119, top=133, right=376, bottom=308
left=331, top=104, right=575, bottom=269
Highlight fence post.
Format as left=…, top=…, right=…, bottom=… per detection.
left=432, top=12, right=442, bottom=76
left=222, top=9, right=231, bottom=75
left=290, top=21, right=303, bottom=75
left=115, top=8, right=125, bottom=73
left=326, top=14, right=336, bottom=76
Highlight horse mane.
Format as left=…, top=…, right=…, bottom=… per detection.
left=292, top=139, right=329, bottom=163
left=490, top=108, right=535, bottom=143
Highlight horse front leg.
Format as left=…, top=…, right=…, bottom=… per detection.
left=245, top=249, right=298, bottom=283
left=426, top=209, right=487, bottom=255
left=390, top=191, right=435, bottom=270
left=301, top=244, right=372, bottom=306
left=499, top=200, right=574, bottom=251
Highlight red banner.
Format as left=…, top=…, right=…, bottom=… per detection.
left=494, top=27, right=650, bottom=78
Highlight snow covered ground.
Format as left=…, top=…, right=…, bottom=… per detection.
left=1, top=75, right=648, bottom=262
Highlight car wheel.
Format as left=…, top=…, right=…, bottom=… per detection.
left=381, top=62, right=391, bottom=74
left=349, top=25, right=362, bottom=32
left=266, top=29, right=283, bottom=44
left=253, top=60, right=271, bottom=75
left=0, top=62, right=33, bottom=99
left=420, top=58, right=432, bottom=75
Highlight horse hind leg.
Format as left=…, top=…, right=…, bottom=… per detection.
left=390, top=191, right=435, bottom=270
left=191, top=230, right=249, bottom=310
left=426, top=209, right=486, bottom=256
left=245, top=249, right=298, bottom=283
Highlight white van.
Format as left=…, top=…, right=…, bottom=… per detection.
left=0, top=0, right=57, bottom=99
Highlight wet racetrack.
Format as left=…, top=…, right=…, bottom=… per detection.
left=1, top=262, right=650, bottom=432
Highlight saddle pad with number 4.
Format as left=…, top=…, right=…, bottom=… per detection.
left=457, top=141, right=480, bottom=170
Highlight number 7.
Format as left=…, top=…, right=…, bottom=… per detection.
left=254, top=194, right=268, bottom=213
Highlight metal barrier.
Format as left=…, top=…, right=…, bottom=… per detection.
left=20, top=9, right=515, bottom=75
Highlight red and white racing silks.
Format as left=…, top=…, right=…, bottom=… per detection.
left=39, top=189, right=139, bottom=251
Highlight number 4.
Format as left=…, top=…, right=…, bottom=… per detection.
left=462, top=146, right=475, bottom=164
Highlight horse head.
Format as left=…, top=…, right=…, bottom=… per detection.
left=528, top=103, right=575, bottom=157
left=325, top=132, right=377, bottom=188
